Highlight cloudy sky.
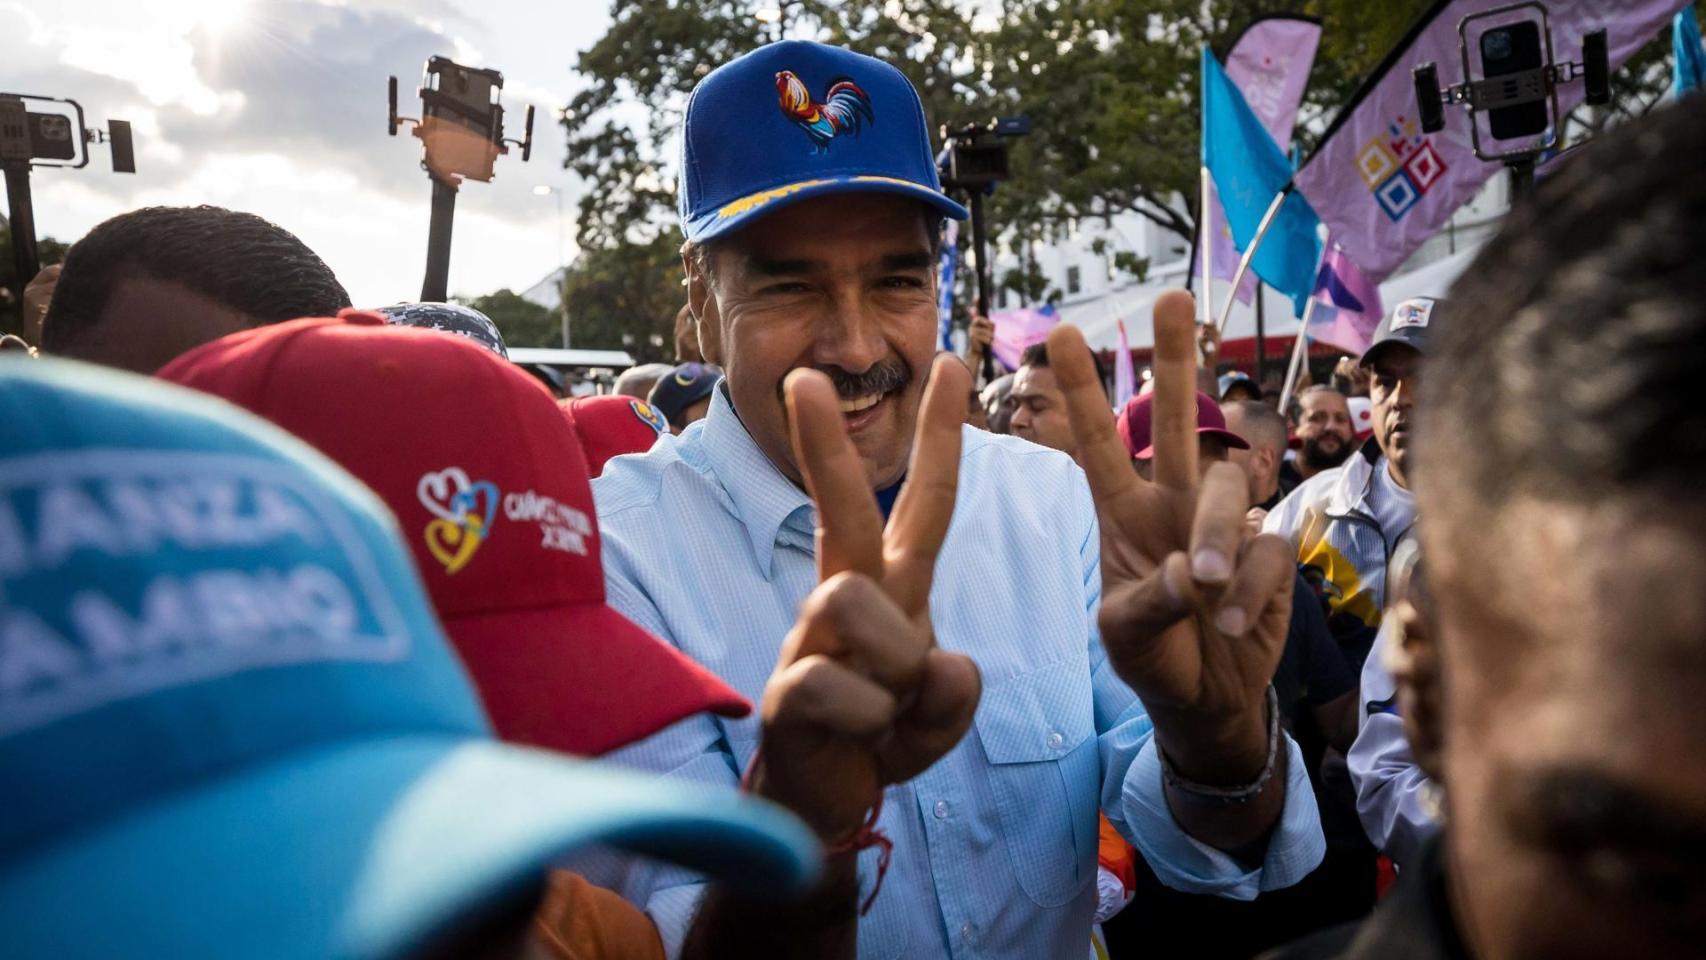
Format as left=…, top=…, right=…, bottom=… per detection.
left=4, top=0, right=617, bottom=306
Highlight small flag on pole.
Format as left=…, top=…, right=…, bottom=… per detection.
left=1306, top=242, right=1384, bottom=355
left=937, top=220, right=960, bottom=352
left=1114, top=320, right=1136, bottom=410
left=990, top=304, right=1060, bottom=372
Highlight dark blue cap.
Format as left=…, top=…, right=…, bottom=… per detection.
left=678, top=40, right=968, bottom=242
left=647, top=362, right=721, bottom=426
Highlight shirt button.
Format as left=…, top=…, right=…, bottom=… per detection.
left=933, top=800, right=951, bottom=820
left=1046, top=731, right=1064, bottom=750
left=960, top=922, right=974, bottom=941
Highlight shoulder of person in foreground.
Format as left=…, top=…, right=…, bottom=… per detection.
left=1346, top=619, right=1438, bottom=870
left=590, top=428, right=704, bottom=519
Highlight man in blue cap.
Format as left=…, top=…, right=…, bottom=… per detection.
left=592, top=40, right=1323, bottom=958
left=0, top=358, right=821, bottom=959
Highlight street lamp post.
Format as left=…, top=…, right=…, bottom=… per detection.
left=533, top=184, right=570, bottom=348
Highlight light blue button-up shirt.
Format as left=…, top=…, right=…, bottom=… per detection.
left=588, top=387, right=1323, bottom=959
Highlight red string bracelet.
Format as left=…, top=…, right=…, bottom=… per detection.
left=740, top=748, right=894, bottom=916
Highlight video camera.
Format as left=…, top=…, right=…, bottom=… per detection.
left=937, top=116, right=1032, bottom=193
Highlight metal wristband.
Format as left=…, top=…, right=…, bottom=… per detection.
left=1158, top=685, right=1281, bottom=804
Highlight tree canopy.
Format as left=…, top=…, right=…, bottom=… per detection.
left=454, top=288, right=560, bottom=349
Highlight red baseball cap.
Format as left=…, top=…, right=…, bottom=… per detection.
left=1116, top=389, right=1251, bottom=461
left=158, top=311, right=749, bottom=756
left=560, top=395, right=666, bottom=477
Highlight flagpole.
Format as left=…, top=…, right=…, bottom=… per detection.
left=1213, top=185, right=1291, bottom=331
left=1277, top=238, right=1332, bottom=412
left=1199, top=166, right=1214, bottom=329
left=1278, top=300, right=1315, bottom=411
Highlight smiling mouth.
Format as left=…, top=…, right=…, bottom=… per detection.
left=838, top=392, right=887, bottom=415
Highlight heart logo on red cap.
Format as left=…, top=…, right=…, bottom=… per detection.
left=425, top=514, right=486, bottom=574
left=416, top=467, right=498, bottom=574
left=417, top=468, right=473, bottom=522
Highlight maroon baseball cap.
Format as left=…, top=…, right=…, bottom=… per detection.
left=158, top=312, right=749, bottom=756
left=1116, top=389, right=1250, bottom=461
left=560, top=395, right=667, bottom=477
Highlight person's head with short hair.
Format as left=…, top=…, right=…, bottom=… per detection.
left=1294, top=384, right=1355, bottom=478
left=1009, top=341, right=1078, bottom=454
left=1360, top=297, right=1434, bottom=489
left=1217, top=370, right=1261, bottom=404
left=981, top=372, right=1016, bottom=434
left=675, top=41, right=967, bottom=490
left=40, top=205, right=349, bottom=373
left=613, top=362, right=673, bottom=399
left=1415, top=98, right=1706, bottom=959
left=1223, top=400, right=1287, bottom=507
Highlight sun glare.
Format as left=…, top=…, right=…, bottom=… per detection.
left=182, top=0, right=251, bottom=38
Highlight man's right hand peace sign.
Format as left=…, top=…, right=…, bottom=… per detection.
left=1047, top=292, right=1295, bottom=849
left=744, top=354, right=982, bottom=845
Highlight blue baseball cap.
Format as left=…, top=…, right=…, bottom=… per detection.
left=1217, top=371, right=1260, bottom=401
left=647, top=362, right=721, bottom=427
left=678, top=40, right=968, bottom=242
left=0, top=358, right=818, bottom=959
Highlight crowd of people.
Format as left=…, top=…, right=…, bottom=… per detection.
left=3, top=37, right=1705, bottom=960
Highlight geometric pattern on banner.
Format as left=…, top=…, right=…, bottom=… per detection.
left=1404, top=142, right=1447, bottom=193
left=1356, top=139, right=1398, bottom=189
left=1376, top=170, right=1421, bottom=221
left=1361, top=113, right=1442, bottom=223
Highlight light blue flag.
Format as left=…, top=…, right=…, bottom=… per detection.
left=1677, top=6, right=1705, bottom=98
left=1201, top=47, right=1322, bottom=315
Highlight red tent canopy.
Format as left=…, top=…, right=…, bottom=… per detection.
left=1099, top=336, right=1347, bottom=374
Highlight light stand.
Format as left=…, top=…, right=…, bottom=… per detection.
left=0, top=93, right=132, bottom=321
left=389, top=58, right=534, bottom=302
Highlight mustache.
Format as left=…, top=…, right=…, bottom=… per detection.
left=792, top=359, right=913, bottom=400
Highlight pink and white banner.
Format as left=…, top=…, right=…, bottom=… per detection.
left=1196, top=15, right=1322, bottom=305
left=990, top=304, right=1060, bottom=372
left=1295, top=0, right=1687, bottom=282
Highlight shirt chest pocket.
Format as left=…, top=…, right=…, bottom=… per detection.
left=974, top=656, right=1100, bottom=907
